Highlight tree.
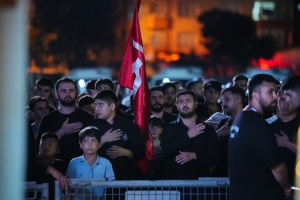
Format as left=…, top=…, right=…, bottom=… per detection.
left=198, top=9, right=258, bottom=73
left=30, top=0, right=125, bottom=68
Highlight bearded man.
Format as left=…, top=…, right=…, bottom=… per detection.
left=228, top=74, right=291, bottom=200
left=36, top=78, right=94, bottom=164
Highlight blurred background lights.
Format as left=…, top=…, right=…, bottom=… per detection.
left=78, top=79, right=85, bottom=88
left=162, top=78, right=170, bottom=83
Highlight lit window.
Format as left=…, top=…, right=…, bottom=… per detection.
left=252, top=1, right=275, bottom=21
left=149, top=1, right=167, bottom=15
left=178, top=0, right=195, bottom=17
left=151, top=31, right=167, bottom=47
left=177, top=32, right=195, bottom=47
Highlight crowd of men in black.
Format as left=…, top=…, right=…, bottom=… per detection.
left=26, top=73, right=300, bottom=200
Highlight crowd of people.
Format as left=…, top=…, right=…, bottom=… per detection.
left=25, top=73, right=300, bottom=200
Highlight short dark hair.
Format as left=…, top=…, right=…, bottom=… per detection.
left=79, top=126, right=101, bottom=143
left=95, top=78, right=114, bottom=90
left=232, top=75, right=248, bottom=82
left=149, top=115, right=164, bottom=127
left=55, top=77, right=78, bottom=92
left=40, top=132, right=59, bottom=148
left=185, top=77, right=204, bottom=90
left=176, top=90, right=196, bottom=102
left=76, top=92, right=87, bottom=104
left=248, top=74, right=277, bottom=101
left=29, top=96, right=47, bottom=111
left=161, top=82, right=176, bottom=92
left=85, top=80, right=97, bottom=90
left=222, top=86, right=246, bottom=103
left=150, top=86, right=165, bottom=95
left=78, top=95, right=95, bottom=109
left=281, top=75, right=300, bottom=93
left=94, top=89, right=117, bottom=106
left=36, top=77, right=54, bottom=89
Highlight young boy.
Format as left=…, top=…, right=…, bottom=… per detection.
left=65, top=126, right=115, bottom=198
left=78, top=95, right=96, bottom=117
left=38, top=132, right=67, bottom=200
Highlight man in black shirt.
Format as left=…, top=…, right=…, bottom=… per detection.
left=160, top=90, right=219, bottom=179
left=271, top=89, right=299, bottom=186
left=150, top=86, right=177, bottom=125
left=90, top=90, right=145, bottom=180
left=228, top=74, right=291, bottom=200
left=36, top=78, right=94, bottom=164
left=214, top=86, right=245, bottom=177
left=161, top=82, right=179, bottom=115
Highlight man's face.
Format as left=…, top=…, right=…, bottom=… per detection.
left=95, top=99, right=114, bottom=120
left=204, top=87, right=220, bottom=104
left=233, top=80, right=248, bottom=92
left=32, top=101, right=49, bottom=120
left=34, top=85, right=52, bottom=100
left=55, top=82, right=77, bottom=106
left=191, top=82, right=203, bottom=99
left=284, top=89, right=300, bottom=109
left=82, top=103, right=96, bottom=116
left=96, top=84, right=112, bottom=92
left=176, top=94, right=197, bottom=118
left=258, top=81, right=277, bottom=113
left=278, top=91, right=296, bottom=116
left=164, top=87, right=176, bottom=107
left=221, top=91, right=238, bottom=116
left=39, top=138, right=59, bottom=157
left=150, top=90, right=165, bottom=113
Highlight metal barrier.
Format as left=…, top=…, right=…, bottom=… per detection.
left=55, top=178, right=229, bottom=200
left=25, top=182, right=49, bottom=200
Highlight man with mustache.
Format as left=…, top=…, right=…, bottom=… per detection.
left=228, top=74, right=291, bottom=200
left=160, top=90, right=219, bottom=179
left=213, top=86, right=245, bottom=177
left=150, top=86, right=177, bottom=125
left=161, top=82, right=179, bottom=115
left=36, top=78, right=94, bottom=164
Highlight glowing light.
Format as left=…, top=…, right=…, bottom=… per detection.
left=78, top=79, right=85, bottom=88
left=162, top=78, right=170, bottom=83
left=171, top=53, right=180, bottom=61
left=157, top=52, right=166, bottom=59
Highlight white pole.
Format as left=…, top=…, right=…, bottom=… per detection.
left=0, top=0, right=28, bottom=199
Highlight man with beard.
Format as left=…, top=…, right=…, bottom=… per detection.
left=36, top=78, right=94, bottom=164
left=228, top=74, right=291, bottom=200
left=213, top=86, right=245, bottom=177
left=150, top=86, right=177, bottom=125
left=161, top=82, right=179, bottom=115
left=281, top=75, right=300, bottom=110
left=271, top=89, right=299, bottom=188
left=160, top=90, right=219, bottom=179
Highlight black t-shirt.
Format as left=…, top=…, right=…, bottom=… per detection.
left=89, top=116, right=146, bottom=180
left=229, top=110, right=284, bottom=200
left=36, top=108, right=94, bottom=164
left=271, top=114, right=300, bottom=185
left=161, top=111, right=178, bottom=125
left=195, top=102, right=222, bottom=121
left=160, top=118, right=219, bottom=179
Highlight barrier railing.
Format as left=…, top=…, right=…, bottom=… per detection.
left=24, top=182, right=49, bottom=200
left=55, top=178, right=229, bottom=200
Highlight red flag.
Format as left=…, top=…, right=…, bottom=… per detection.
left=118, top=0, right=153, bottom=173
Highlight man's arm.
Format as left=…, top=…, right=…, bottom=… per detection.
left=276, top=131, right=297, bottom=154
left=271, top=163, right=291, bottom=197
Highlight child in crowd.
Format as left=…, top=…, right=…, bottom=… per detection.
left=38, top=132, right=67, bottom=200
left=146, top=116, right=166, bottom=179
left=65, top=126, right=115, bottom=199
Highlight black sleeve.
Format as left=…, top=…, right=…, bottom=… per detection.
left=128, top=123, right=146, bottom=161
left=160, top=124, right=191, bottom=158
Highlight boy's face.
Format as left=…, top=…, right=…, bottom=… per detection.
left=39, top=138, right=59, bottom=157
left=149, top=125, right=162, bottom=139
left=34, top=84, right=52, bottom=100
left=32, top=101, right=49, bottom=120
left=95, top=99, right=115, bottom=120
left=82, top=103, right=96, bottom=116
left=80, top=136, right=101, bottom=155
left=203, top=87, right=220, bottom=104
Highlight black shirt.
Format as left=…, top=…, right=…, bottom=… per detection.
left=160, top=118, right=219, bottom=179
left=90, top=116, right=146, bottom=180
left=36, top=108, right=94, bottom=164
left=196, top=102, right=222, bottom=121
left=271, top=114, right=300, bottom=185
left=161, top=111, right=178, bottom=125
left=229, top=110, right=284, bottom=200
